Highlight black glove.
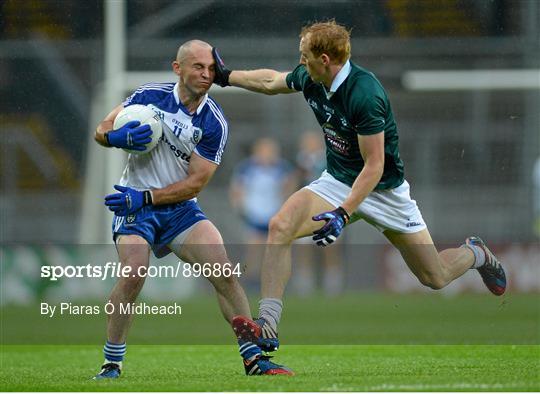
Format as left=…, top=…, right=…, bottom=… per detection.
left=212, top=47, right=231, bottom=87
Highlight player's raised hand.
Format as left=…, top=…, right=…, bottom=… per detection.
left=211, top=47, right=231, bottom=87
left=106, top=121, right=152, bottom=151
left=104, top=185, right=153, bottom=216
left=312, top=207, right=350, bottom=247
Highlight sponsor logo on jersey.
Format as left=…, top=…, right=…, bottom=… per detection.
left=322, top=124, right=336, bottom=136
left=161, top=134, right=190, bottom=162
left=325, top=135, right=350, bottom=155
left=323, top=126, right=350, bottom=155
left=171, top=118, right=188, bottom=127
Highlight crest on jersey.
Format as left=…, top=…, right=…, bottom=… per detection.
left=191, top=127, right=202, bottom=144
left=126, top=214, right=136, bottom=224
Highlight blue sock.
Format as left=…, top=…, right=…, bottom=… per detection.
left=103, top=340, right=126, bottom=366
left=238, top=339, right=261, bottom=362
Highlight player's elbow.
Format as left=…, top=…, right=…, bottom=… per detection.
left=260, top=76, right=283, bottom=95
left=373, top=160, right=384, bottom=176
left=94, top=130, right=108, bottom=147
left=260, top=85, right=280, bottom=95
left=187, top=178, right=207, bottom=198
left=187, top=186, right=203, bottom=199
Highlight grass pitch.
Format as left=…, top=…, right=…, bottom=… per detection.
left=1, top=293, right=538, bottom=391
left=2, top=293, right=538, bottom=344
left=1, top=344, right=538, bottom=391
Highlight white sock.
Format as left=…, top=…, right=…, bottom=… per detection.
left=462, top=244, right=486, bottom=268
left=258, top=298, right=283, bottom=331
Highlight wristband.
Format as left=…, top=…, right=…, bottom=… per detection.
left=221, top=69, right=232, bottom=86
left=143, top=190, right=153, bottom=206
left=336, top=206, right=350, bottom=224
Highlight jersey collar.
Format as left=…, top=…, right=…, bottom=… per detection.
left=173, top=82, right=209, bottom=115
left=326, top=60, right=351, bottom=99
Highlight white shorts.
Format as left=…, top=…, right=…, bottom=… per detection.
left=305, top=170, right=426, bottom=234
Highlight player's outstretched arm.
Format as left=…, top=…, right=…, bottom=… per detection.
left=151, top=153, right=218, bottom=205
left=230, top=69, right=294, bottom=95
left=212, top=47, right=295, bottom=95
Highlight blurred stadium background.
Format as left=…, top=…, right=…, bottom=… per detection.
left=1, top=0, right=539, bottom=317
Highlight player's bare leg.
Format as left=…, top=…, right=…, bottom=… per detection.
left=94, top=234, right=150, bottom=379
left=172, top=220, right=251, bottom=321
left=383, top=228, right=476, bottom=289
left=233, top=189, right=335, bottom=351
left=231, top=189, right=336, bottom=351
left=262, top=189, right=336, bottom=299
left=174, top=220, right=292, bottom=375
left=384, top=228, right=506, bottom=294
left=107, top=235, right=151, bottom=343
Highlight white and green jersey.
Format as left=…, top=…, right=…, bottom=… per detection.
left=286, top=62, right=404, bottom=190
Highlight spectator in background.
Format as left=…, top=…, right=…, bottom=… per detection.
left=230, top=138, right=296, bottom=279
left=296, top=130, right=327, bottom=184
left=293, top=131, right=344, bottom=296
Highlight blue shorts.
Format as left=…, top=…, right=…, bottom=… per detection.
left=112, top=199, right=207, bottom=258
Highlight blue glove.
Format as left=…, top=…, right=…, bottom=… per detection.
left=312, top=207, right=350, bottom=247
left=104, top=185, right=153, bottom=216
left=106, top=120, right=152, bottom=151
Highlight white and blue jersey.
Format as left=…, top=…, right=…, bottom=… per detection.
left=119, top=82, right=228, bottom=191
left=112, top=82, right=228, bottom=256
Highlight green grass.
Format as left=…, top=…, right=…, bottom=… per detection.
left=1, top=294, right=539, bottom=391
left=1, top=345, right=538, bottom=391
left=2, top=293, right=538, bottom=344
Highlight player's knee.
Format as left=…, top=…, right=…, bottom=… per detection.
left=268, top=214, right=295, bottom=242
left=418, top=274, right=446, bottom=290
left=120, top=260, right=147, bottom=288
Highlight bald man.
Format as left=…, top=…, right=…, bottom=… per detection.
left=93, top=40, right=292, bottom=379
